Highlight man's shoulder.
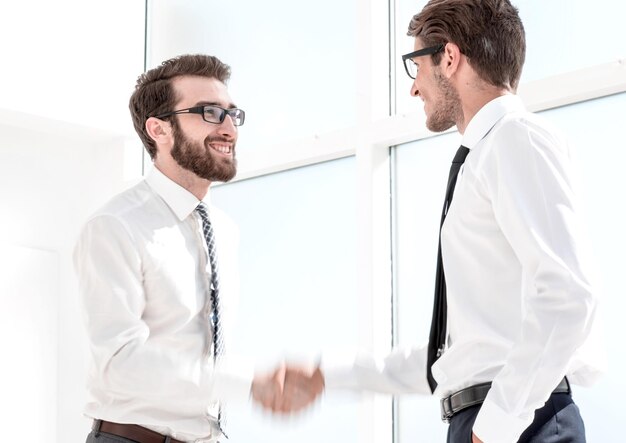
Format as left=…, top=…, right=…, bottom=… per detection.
left=88, top=180, right=155, bottom=224
left=499, top=108, right=563, bottom=134
left=493, top=109, right=568, bottom=149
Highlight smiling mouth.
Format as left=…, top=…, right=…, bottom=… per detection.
left=208, top=143, right=232, bottom=156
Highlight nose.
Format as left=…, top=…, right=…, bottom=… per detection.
left=219, top=114, right=237, bottom=138
left=410, top=79, right=420, bottom=97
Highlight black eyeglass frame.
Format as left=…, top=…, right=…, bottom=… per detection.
left=153, top=105, right=246, bottom=126
left=401, top=43, right=445, bottom=79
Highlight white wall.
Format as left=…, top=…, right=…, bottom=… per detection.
left=0, top=246, right=58, bottom=441
left=0, top=1, right=144, bottom=438
left=0, top=117, right=141, bottom=441
left=0, top=0, right=145, bottom=136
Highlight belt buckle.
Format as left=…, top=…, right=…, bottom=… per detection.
left=440, top=395, right=453, bottom=423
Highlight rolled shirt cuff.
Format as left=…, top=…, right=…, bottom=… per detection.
left=472, top=398, right=534, bottom=443
left=210, top=354, right=255, bottom=403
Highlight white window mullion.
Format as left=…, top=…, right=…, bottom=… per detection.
left=355, top=0, right=394, bottom=442
left=355, top=140, right=393, bottom=443
left=518, top=58, right=626, bottom=111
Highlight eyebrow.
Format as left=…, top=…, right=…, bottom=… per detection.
left=194, top=100, right=238, bottom=109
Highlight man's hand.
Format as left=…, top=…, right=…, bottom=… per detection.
left=472, top=432, right=483, bottom=443
left=251, top=363, right=286, bottom=411
left=251, top=363, right=324, bottom=414
left=279, top=365, right=324, bottom=413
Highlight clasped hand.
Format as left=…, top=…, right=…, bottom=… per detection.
left=251, top=363, right=324, bottom=414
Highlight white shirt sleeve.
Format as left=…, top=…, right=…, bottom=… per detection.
left=74, top=214, right=253, bottom=418
left=322, top=345, right=432, bottom=395
left=472, top=119, right=598, bottom=442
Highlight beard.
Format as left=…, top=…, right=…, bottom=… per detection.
left=425, top=68, right=463, bottom=133
left=170, top=125, right=237, bottom=183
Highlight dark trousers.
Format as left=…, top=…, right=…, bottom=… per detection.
left=447, top=393, right=586, bottom=443
left=86, top=430, right=136, bottom=443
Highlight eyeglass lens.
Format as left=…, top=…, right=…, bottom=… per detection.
left=405, top=59, right=418, bottom=79
left=203, top=106, right=245, bottom=126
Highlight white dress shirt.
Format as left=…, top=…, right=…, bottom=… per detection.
left=74, top=166, right=253, bottom=442
left=323, top=95, right=605, bottom=442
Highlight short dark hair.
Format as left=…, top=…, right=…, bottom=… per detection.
left=129, top=54, right=231, bottom=160
left=407, top=0, right=525, bottom=91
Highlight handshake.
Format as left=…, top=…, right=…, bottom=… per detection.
left=250, top=363, right=325, bottom=414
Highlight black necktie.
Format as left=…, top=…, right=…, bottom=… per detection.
left=426, top=145, right=470, bottom=393
left=195, top=202, right=226, bottom=433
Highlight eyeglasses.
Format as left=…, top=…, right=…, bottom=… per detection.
left=154, top=105, right=246, bottom=126
left=401, top=44, right=445, bottom=79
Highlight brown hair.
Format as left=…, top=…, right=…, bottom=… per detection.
left=129, top=54, right=231, bottom=160
left=407, top=0, right=525, bottom=91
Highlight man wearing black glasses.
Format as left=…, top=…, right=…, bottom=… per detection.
left=74, top=54, right=319, bottom=443
left=267, top=1, right=603, bottom=442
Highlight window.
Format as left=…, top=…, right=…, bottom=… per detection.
left=212, top=157, right=359, bottom=442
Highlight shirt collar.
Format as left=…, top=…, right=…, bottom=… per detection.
left=461, top=94, right=526, bottom=150
left=145, top=166, right=209, bottom=221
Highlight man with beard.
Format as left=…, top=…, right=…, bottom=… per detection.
left=74, top=54, right=319, bottom=443
left=268, top=1, right=604, bottom=442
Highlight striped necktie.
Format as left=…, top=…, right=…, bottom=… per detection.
left=195, top=202, right=226, bottom=433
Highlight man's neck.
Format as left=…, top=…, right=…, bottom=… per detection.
left=457, top=86, right=511, bottom=134
left=154, top=159, right=211, bottom=201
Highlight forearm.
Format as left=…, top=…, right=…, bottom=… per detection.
left=322, top=345, right=432, bottom=395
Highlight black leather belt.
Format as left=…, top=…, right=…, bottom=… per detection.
left=440, top=377, right=571, bottom=423
left=92, top=419, right=186, bottom=443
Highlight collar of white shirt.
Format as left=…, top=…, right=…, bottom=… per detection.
left=461, top=94, right=525, bottom=150
left=145, top=165, right=210, bottom=221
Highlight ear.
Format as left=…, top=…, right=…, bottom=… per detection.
left=441, top=42, right=462, bottom=78
left=145, top=117, right=173, bottom=145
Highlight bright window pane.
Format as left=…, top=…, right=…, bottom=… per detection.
left=392, top=131, right=461, bottom=442
left=517, top=0, right=626, bottom=82
left=147, top=0, right=358, bottom=148
left=211, top=157, right=358, bottom=442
